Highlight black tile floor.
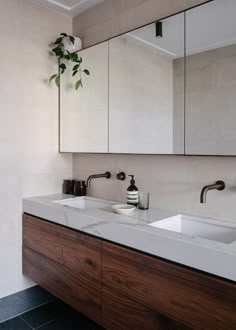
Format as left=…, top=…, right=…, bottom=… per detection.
left=0, top=300, right=103, bottom=330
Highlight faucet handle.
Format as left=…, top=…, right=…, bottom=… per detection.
left=116, top=171, right=126, bottom=181
left=216, top=180, right=225, bottom=191
left=105, top=171, right=111, bottom=179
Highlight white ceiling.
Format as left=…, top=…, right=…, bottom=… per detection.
left=32, top=0, right=104, bottom=17
left=128, top=14, right=185, bottom=59
left=128, top=0, right=236, bottom=59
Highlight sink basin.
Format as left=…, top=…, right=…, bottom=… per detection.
left=149, top=215, right=236, bottom=244
left=54, top=196, right=115, bottom=210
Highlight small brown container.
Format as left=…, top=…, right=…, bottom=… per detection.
left=62, top=179, right=75, bottom=194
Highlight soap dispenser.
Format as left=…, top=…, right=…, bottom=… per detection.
left=127, top=175, right=138, bottom=207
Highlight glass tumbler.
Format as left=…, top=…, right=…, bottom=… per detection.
left=138, top=192, right=150, bottom=210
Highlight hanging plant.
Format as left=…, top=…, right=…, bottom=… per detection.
left=49, top=33, right=90, bottom=90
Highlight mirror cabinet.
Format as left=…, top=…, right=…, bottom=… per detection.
left=185, top=0, right=236, bottom=155
left=60, top=0, right=236, bottom=156
left=109, top=13, right=185, bottom=154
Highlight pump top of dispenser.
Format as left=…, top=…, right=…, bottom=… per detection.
left=129, top=175, right=135, bottom=184
left=128, top=175, right=138, bottom=191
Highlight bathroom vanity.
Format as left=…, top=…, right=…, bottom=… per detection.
left=22, top=195, right=236, bottom=329
left=23, top=0, right=236, bottom=327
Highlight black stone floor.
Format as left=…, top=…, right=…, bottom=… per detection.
left=0, top=299, right=103, bottom=330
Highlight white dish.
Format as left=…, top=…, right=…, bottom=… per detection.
left=112, top=204, right=136, bottom=215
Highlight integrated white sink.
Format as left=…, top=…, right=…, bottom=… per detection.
left=54, top=196, right=115, bottom=210
left=149, top=215, right=236, bottom=244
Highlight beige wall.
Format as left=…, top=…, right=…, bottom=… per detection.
left=0, top=0, right=72, bottom=298
left=73, top=0, right=236, bottom=222
left=73, top=0, right=208, bottom=47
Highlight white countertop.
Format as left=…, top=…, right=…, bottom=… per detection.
left=23, top=194, right=236, bottom=282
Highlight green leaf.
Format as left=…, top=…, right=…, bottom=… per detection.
left=52, top=47, right=63, bottom=56
left=75, top=79, right=81, bottom=90
left=49, top=74, right=57, bottom=82
left=52, top=47, right=59, bottom=53
left=55, top=75, right=60, bottom=87
left=72, top=70, right=78, bottom=77
left=73, top=64, right=79, bottom=71
left=61, top=69, right=65, bottom=74
left=69, top=36, right=75, bottom=44
left=74, top=56, right=82, bottom=63
left=59, top=63, right=66, bottom=70
left=71, top=53, right=79, bottom=61
left=64, top=54, right=71, bottom=61
left=54, top=37, right=63, bottom=45
left=83, top=69, right=90, bottom=75
left=60, top=33, right=68, bottom=37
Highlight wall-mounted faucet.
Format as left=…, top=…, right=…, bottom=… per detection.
left=200, top=180, right=225, bottom=203
left=86, top=171, right=111, bottom=187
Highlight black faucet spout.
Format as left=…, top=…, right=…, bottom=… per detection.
left=86, top=171, right=111, bottom=187
left=200, top=180, right=225, bottom=203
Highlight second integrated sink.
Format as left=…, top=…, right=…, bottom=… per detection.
left=149, top=215, right=236, bottom=244
left=54, top=196, right=115, bottom=210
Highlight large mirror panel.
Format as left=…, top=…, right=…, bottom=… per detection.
left=185, top=0, right=236, bottom=155
left=109, top=13, right=185, bottom=154
left=60, top=41, right=108, bottom=152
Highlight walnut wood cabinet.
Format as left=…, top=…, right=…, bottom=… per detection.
left=102, top=242, right=236, bottom=330
left=102, top=287, right=189, bottom=330
left=23, top=214, right=236, bottom=330
left=23, top=246, right=101, bottom=323
left=23, top=214, right=102, bottom=324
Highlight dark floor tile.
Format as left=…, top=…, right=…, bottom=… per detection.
left=21, top=300, right=64, bottom=328
left=36, top=302, right=104, bottom=330
left=37, top=316, right=102, bottom=330
left=59, top=305, right=103, bottom=329
left=0, top=286, right=55, bottom=323
left=0, top=317, right=32, bottom=330
left=36, top=318, right=76, bottom=330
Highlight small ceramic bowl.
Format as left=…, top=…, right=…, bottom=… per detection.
left=112, top=204, right=136, bottom=215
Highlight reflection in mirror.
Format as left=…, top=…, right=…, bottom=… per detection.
left=185, top=0, right=236, bottom=155
left=109, top=13, right=185, bottom=154
left=60, top=41, right=108, bottom=152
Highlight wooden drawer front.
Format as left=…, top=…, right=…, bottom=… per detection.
left=102, top=287, right=189, bottom=330
left=102, top=242, right=236, bottom=330
left=23, top=214, right=101, bottom=289
left=23, top=246, right=102, bottom=324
